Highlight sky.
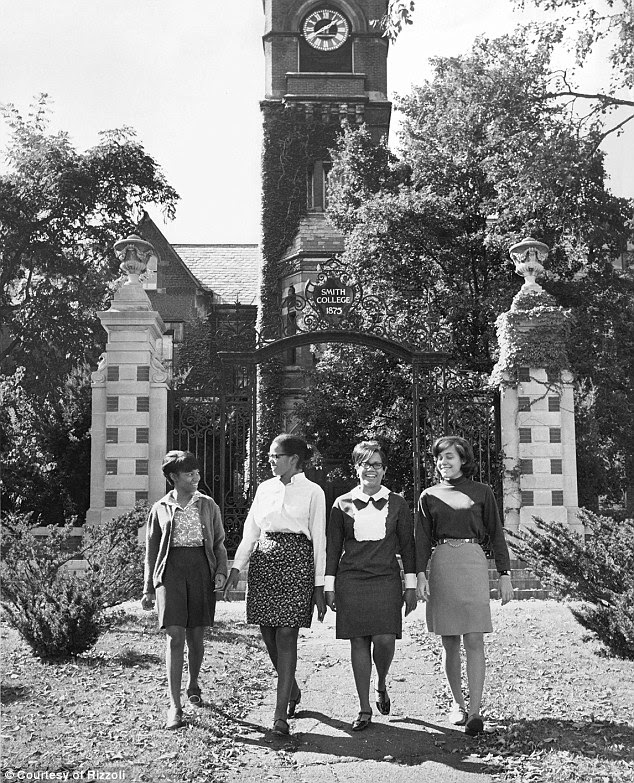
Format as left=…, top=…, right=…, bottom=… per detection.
left=1, top=0, right=632, bottom=245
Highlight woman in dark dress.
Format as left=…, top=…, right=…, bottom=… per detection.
left=416, top=435, right=514, bottom=736
left=325, top=440, right=417, bottom=731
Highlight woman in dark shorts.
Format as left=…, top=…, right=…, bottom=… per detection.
left=416, top=435, right=514, bottom=736
left=223, top=434, right=327, bottom=736
left=142, top=451, right=228, bottom=730
left=325, top=440, right=417, bottom=731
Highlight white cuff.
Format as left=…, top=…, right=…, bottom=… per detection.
left=324, top=575, right=335, bottom=592
left=404, top=573, right=417, bottom=589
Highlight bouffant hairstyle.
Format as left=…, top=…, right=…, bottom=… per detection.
left=271, top=434, right=313, bottom=470
left=432, top=435, right=476, bottom=478
left=351, top=440, right=387, bottom=468
left=161, top=450, right=200, bottom=485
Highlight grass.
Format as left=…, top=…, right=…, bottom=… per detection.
left=1, top=600, right=633, bottom=782
left=0, top=604, right=269, bottom=782
left=412, top=600, right=634, bottom=782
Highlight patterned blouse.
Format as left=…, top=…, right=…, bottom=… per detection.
left=168, top=491, right=204, bottom=548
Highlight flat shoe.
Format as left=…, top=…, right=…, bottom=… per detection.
left=351, top=711, right=372, bottom=731
left=447, top=705, right=468, bottom=725
left=375, top=687, right=391, bottom=715
left=287, top=688, right=302, bottom=718
left=165, top=707, right=184, bottom=730
left=187, top=686, right=203, bottom=707
left=272, top=717, right=290, bottom=735
left=464, top=715, right=484, bottom=736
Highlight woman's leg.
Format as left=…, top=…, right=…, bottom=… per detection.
left=441, top=634, right=466, bottom=709
left=462, top=632, right=485, bottom=717
left=350, top=636, right=373, bottom=713
left=185, top=626, right=205, bottom=692
left=165, top=625, right=186, bottom=708
left=371, top=633, right=396, bottom=691
left=272, top=626, right=299, bottom=721
left=260, top=625, right=300, bottom=705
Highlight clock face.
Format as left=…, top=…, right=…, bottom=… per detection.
left=302, top=8, right=350, bottom=51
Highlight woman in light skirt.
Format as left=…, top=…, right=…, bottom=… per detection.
left=416, top=436, right=513, bottom=736
left=224, top=434, right=326, bottom=735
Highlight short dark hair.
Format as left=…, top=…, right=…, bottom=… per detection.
left=161, top=450, right=200, bottom=485
left=432, top=435, right=475, bottom=478
left=271, top=434, right=312, bottom=470
left=352, top=440, right=387, bottom=468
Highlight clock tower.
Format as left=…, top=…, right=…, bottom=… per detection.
left=258, top=0, right=391, bottom=442
left=262, top=0, right=391, bottom=142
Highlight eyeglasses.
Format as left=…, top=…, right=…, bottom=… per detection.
left=358, top=461, right=384, bottom=469
left=268, top=453, right=292, bottom=460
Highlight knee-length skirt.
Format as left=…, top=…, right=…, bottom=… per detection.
left=335, top=571, right=403, bottom=639
left=426, top=542, right=492, bottom=635
left=246, top=532, right=315, bottom=628
left=156, top=546, right=216, bottom=629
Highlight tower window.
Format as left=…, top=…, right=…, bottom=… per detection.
left=519, top=428, right=532, bottom=443
left=308, top=161, right=332, bottom=211
left=518, top=396, right=531, bottom=411
left=550, top=427, right=561, bottom=443
left=520, top=490, right=534, bottom=506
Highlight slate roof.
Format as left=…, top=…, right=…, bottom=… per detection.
left=172, top=244, right=261, bottom=306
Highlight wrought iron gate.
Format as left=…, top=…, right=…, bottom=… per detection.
left=170, top=257, right=501, bottom=553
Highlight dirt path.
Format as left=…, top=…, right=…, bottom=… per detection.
left=221, top=601, right=493, bottom=782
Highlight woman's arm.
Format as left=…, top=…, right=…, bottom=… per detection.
left=324, top=502, right=345, bottom=611
left=308, top=484, right=327, bottom=587
left=142, top=505, right=161, bottom=597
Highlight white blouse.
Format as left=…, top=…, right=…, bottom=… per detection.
left=232, top=472, right=327, bottom=586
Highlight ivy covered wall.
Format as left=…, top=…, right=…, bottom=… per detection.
left=258, top=101, right=349, bottom=477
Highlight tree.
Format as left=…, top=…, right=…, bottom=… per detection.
left=381, top=1, right=634, bottom=140
left=0, top=96, right=179, bottom=524
left=318, top=31, right=633, bottom=504
left=0, top=95, right=179, bottom=393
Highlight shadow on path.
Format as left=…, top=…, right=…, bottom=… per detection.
left=230, top=708, right=490, bottom=775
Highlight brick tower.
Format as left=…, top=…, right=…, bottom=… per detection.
left=259, top=1, right=391, bottom=440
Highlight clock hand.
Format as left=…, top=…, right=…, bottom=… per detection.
left=307, top=23, right=337, bottom=39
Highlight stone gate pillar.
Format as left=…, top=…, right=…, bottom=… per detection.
left=490, top=238, right=582, bottom=537
left=86, top=235, right=169, bottom=528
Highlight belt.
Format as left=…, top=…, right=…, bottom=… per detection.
left=437, top=538, right=480, bottom=546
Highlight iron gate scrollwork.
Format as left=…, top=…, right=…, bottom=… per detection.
left=170, top=361, right=256, bottom=553
left=171, top=255, right=502, bottom=554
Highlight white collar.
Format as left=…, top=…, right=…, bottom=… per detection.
left=351, top=485, right=390, bottom=503
left=165, top=489, right=202, bottom=508
left=276, top=471, right=306, bottom=486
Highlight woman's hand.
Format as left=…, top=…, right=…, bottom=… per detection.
left=499, top=574, right=514, bottom=605
left=312, top=586, right=326, bottom=622
left=417, top=573, right=430, bottom=601
left=403, top=587, right=417, bottom=616
left=325, top=590, right=336, bottom=612
left=141, top=592, right=155, bottom=611
left=214, top=573, right=227, bottom=591
left=222, top=567, right=241, bottom=600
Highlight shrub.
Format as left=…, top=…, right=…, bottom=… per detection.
left=81, top=502, right=147, bottom=607
left=0, top=503, right=148, bottom=659
left=510, top=510, right=634, bottom=659
left=0, top=516, right=104, bottom=659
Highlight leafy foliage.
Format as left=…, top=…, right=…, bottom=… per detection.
left=81, top=503, right=147, bottom=608
left=510, top=510, right=634, bottom=658
left=323, top=31, right=633, bottom=504
left=294, top=345, right=414, bottom=496
left=0, top=365, right=93, bottom=524
left=0, top=516, right=104, bottom=659
left=0, top=95, right=179, bottom=393
left=0, top=504, right=148, bottom=658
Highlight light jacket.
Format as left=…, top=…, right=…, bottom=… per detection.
left=143, top=492, right=228, bottom=595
